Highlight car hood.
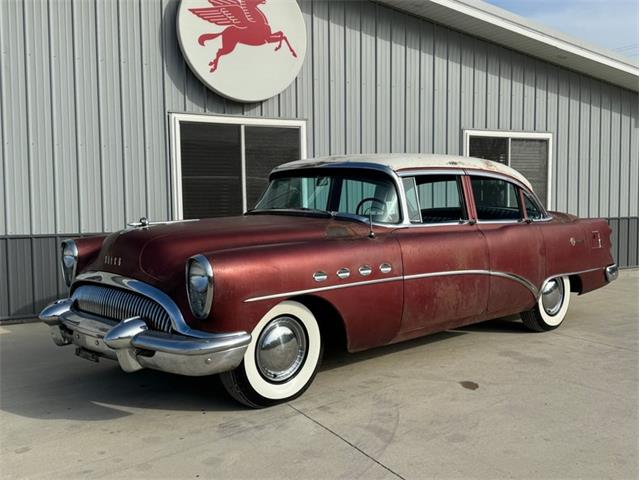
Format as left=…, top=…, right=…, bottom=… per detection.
left=87, top=214, right=368, bottom=285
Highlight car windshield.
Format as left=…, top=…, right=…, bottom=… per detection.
left=251, top=171, right=401, bottom=224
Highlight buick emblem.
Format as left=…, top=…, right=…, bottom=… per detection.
left=104, top=255, right=122, bottom=266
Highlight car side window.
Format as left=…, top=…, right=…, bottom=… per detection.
left=470, top=177, right=521, bottom=221
left=337, top=177, right=400, bottom=224
left=523, top=191, right=545, bottom=220
left=411, top=175, right=467, bottom=223
left=402, top=177, right=422, bottom=223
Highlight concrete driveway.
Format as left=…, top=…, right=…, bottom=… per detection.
left=1, top=270, right=637, bottom=479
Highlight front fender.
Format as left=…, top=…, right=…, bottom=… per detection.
left=202, top=234, right=404, bottom=352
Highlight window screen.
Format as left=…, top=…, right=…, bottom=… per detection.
left=180, top=122, right=242, bottom=219
left=467, top=133, right=549, bottom=207
left=469, top=137, right=509, bottom=164
left=471, top=177, right=521, bottom=221
left=510, top=139, right=548, bottom=207
left=245, top=126, right=301, bottom=209
left=178, top=120, right=303, bottom=219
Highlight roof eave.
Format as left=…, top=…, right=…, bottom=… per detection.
left=380, top=0, right=639, bottom=92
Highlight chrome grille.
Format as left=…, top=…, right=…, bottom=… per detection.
left=72, top=284, right=173, bottom=333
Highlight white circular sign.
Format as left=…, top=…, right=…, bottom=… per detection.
left=177, top=0, right=307, bottom=103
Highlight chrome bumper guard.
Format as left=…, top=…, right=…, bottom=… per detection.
left=605, top=264, right=619, bottom=283
left=39, top=299, right=250, bottom=377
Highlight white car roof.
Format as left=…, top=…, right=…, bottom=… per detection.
left=275, top=154, right=533, bottom=190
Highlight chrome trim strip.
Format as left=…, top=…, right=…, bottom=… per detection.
left=403, top=269, right=539, bottom=296
left=244, top=266, right=607, bottom=303
left=244, top=275, right=405, bottom=303
left=539, top=267, right=602, bottom=297
left=397, top=168, right=466, bottom=177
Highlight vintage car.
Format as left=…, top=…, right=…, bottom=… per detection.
left=40, top=154, right=618, bottom=407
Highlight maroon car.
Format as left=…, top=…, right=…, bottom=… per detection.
left=40, top=154, right=618, bottom=407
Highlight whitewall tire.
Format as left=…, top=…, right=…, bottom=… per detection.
left=221, top=300, right=323, bottom=408
left=521, top=276, right=571, bottom=332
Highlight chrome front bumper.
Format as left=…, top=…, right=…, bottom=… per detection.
left=39, top=299, right=250, bottom=376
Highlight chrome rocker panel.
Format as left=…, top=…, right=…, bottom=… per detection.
left=40, top=298, right=251, bottom=377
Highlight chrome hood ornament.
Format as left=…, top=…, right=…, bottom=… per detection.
left=126, top=217, right=199, bottom=228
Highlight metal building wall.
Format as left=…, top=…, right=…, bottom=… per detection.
left=0, top=0, right=637, bottom=320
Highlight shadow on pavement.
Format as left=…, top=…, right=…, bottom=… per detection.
left=0, top=315, right=525, bottom=421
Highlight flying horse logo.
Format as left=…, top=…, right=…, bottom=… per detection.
left=189, top=0, right=298, bottom=73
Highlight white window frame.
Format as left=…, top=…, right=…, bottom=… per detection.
left=169, top=113, right=307, bottom=219
left=462, top=129, right=553, bottom=208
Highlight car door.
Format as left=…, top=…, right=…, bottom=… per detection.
left=393, top=173, right=490, bottom=342
left=469, top=174, right=545, bottom=318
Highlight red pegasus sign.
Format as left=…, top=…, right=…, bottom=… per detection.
left=189, top=0, right=298, bottom=73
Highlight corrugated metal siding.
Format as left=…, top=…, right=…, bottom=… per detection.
left=0, top=0, right=637, bottom=320
left=3, top=0, right=635, bottom=233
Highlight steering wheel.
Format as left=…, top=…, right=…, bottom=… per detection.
left=355, top=197, right=387, bottom=218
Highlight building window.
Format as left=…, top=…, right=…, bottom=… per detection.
left=463, top=130, right=552, bottom=207
left=169, top=114, right=306, bottom=219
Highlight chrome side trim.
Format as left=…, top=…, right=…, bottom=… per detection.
left=74, top=271, right=207, bottom=339
left=244, top=266, right=608, bottom=303
left=539, top=267, right=602, bottom=297
left=403, top=269, right=539, bottom=297
left=244, top=275, right=405, bottom=303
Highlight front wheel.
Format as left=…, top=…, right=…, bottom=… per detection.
left=221, top=301, right=323, bottom=408
left=520, top=276, right=571, bottom=332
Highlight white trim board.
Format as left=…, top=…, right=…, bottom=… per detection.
left=168, top=113, right=307, bottom=220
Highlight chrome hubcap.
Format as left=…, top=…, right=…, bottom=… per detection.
left=541, top=278, right=565, bottom=316
left=256, top=317, right=307, bottom=383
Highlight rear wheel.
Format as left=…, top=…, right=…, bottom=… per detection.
left=521, top=276, right=571, bottom=332
left=221, top=301, right=323, bottom=408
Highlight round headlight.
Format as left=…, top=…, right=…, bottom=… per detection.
left=186, top=255, right=214, bottom=319
left=60, top=239, right=78, bottom=287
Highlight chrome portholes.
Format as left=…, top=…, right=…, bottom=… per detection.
left=540, top=278, right=565, bottom=316
left=313, top=271, right=328, bottom=282
left=379, top=263, right=392, bottom=274
left=337, top=268, right=350, bottom=279
left=359, top=265, right=372, bottom=276
left=255, top=316, right=308, bottom=383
